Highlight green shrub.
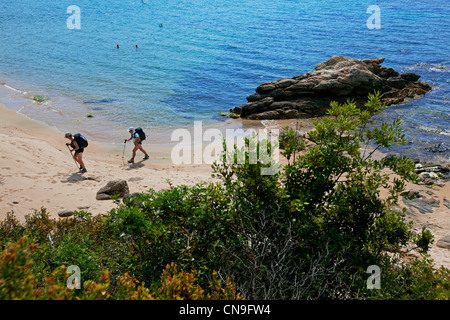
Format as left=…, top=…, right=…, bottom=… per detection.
left=0, top=92, right=448, bottom=300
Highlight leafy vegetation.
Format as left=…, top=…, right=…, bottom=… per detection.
left=32, top=95, right=49, bottom=103
left=1, top=93, right=448, bottom=300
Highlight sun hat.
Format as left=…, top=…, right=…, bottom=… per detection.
left=128, top=127, right=134, bottom=132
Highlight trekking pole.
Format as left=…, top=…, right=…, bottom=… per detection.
left=122, top=141, right=127, bottom=166
left=66, top=144, right=79, bottom=169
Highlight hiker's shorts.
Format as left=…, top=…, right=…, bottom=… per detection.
left=74, top=148, right=84, bottom=155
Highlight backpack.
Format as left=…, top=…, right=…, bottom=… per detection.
left=134, top=127, right=146, bottom=141
left=74, top=133, right=88, bottom=148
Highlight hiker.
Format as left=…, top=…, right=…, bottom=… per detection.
left=65, top=132, right=87, bottom=173
left=124, top=127, right=149, bottom=163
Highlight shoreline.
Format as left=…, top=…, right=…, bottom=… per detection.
left=0, top=79, right=313, bottom=152
left=0, top=86, right=308, bottom=221
left=0, top=100, right=215, bottom=220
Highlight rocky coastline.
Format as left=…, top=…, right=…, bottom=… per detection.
left=229, top=56, right=432, bottom=120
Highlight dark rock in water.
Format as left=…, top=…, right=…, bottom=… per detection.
left=425, top=143, right=448, bottom=154
left=231, top=56, right=432, bottom=119
left=96, top=179, right=129, bottom=200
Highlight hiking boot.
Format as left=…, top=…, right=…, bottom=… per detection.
left=128, top=158, right=134, bottom=163
left=143, top=154, right=149, bottom=160
left=80, top=168, right=87, bottom=173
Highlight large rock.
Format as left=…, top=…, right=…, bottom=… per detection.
left=96, top=180, right=129, bottom=200
left=402, top=190, right=440, bottom=214
left=231, top=56, right=432, bottom=119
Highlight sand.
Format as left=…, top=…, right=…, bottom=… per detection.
left=0, top=101, right=214, bottom=222
left=0, top=101, right=449, bottom=269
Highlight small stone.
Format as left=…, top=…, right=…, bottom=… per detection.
left=58, top=210, right=75, bottom=218
left=436, top=236, right=450, bottom=250
left=96, top=193, right=112, bottom=201
left=128, top=177, right=144, bottom=182
left=444, top=197, right=450, bottom=210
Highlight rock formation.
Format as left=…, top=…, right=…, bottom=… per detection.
left=231, top=56, right=432, bottom=120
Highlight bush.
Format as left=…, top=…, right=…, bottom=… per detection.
left=210, top=92, right=447, bottom=299
left=0, top=93, right=448, bottom=300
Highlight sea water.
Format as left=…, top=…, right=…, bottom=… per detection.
left=0, top=0, right=448, bottom=161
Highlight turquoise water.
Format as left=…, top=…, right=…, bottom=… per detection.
left=0, top=0, right=448, bottom=160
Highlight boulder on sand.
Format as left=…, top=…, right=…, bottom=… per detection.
left=96, top=180, right=130, bottom=200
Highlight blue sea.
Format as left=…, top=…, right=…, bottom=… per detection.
left=0, top=0, right=448, bottom=161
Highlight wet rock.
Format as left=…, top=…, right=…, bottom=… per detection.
left=425, top=143, right=448, bottom=154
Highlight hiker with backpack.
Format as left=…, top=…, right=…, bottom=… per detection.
left=124, top=127, right=149, bottom=163
left=65, top=132, right=88, bottom=173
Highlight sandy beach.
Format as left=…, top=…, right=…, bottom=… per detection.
left=0, top=101, right=215, bottom=221
left=0, top=100, right=449, bottom=269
